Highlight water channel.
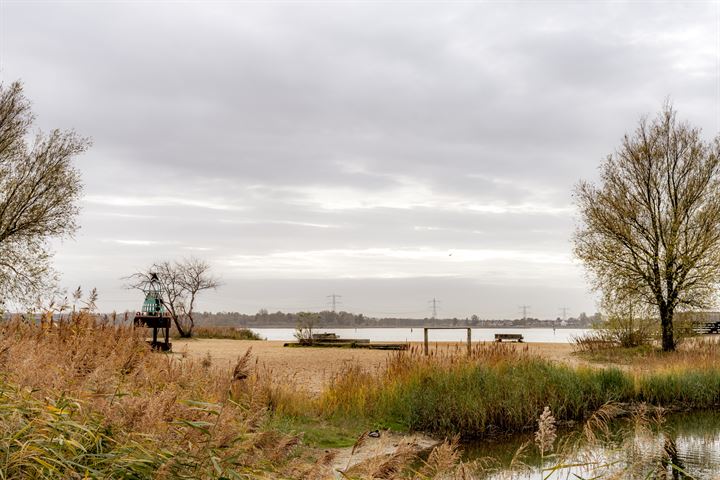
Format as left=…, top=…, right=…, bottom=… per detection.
left=464, top=410, right=720, bottom=479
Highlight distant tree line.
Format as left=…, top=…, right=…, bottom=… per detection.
left=190, top=309, right=600, bottom=329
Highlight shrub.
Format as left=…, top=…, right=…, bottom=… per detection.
left=293, top=312, right=318, bottom=345
left=178, top=325, right=263, bottom=340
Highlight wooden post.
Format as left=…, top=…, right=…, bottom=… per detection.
left=467, top=328, right=471, bottom=355
left=424, top=328, right=429, bottom=355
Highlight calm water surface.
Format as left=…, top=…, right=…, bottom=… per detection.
left=466, top=410, right=720, bottom=479
left=250, top=327, right=588, bottom=343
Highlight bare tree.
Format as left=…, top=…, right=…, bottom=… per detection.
left=293, top=312, right=318, bottom=345
left=0, top=81, right=89, bottom=304
left=127, top=258, right=220, bottom=337
left=574, top=103, right=720, bottom=351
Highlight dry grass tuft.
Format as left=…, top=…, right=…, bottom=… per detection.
left=367, top=445, right=416, bottom=479
left=583, top=401, right=626, bottom=444
left=417, top=436, right=462, bottom=478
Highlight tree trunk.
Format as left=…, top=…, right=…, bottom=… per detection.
left=173, top=314, right=193, bottom=338
left=172, top=315, right=191, bottom=338
left=185, top=313, right=194, bottom=338
left=660, top=304, right=675, bottom=352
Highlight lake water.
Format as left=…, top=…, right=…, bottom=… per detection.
left=249, top=327, right=588, bottom=343
left=466, top=410, right=720, bottom=479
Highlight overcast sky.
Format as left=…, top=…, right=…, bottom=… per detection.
left=0, top=1, right=718, bottom=318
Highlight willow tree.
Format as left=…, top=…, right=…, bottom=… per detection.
left=574, top=104, right=720, bottom=351
left=0, top=81, right=89, bottom=304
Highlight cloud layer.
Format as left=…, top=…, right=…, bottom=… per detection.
left=1, top=1, right=717, bottom=317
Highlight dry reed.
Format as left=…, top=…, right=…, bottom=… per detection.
left=0, top=313, right=306, bottom=478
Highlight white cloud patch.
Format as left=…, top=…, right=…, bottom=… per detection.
left=223, top=247, right=574, bottom=282
left=85, top=195, right=242, bottom=211
left=110, top=239, right=169, bottom=246
left=288, top=180, right=571, bottom=215
left=218, top=219, right=338, bottom=229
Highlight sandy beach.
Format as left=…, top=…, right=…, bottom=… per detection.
left=171, top=339, right=578, bottom=392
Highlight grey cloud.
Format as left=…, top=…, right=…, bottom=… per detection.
left=4, top=1, right=717, bottom=317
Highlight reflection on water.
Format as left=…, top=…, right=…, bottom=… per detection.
left=464, top=411, right=720, bottom=479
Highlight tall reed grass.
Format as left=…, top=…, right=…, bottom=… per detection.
left=0, top=314, right=312, bottom=479
left=287, top=342, right=720, bottom=440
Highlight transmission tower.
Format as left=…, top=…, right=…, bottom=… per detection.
left=519, top=305, right=531, bottom=321
left=327, top=293, right=342, bottom=312
left=559, top=306, right=570, bottom=320
left=429, top=298, right=440, bottom=320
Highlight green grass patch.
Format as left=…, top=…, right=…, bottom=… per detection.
left=637, top=369, right=720, bottom=407
left=577, top=344, right=656, bottom=364
left=268, top=415, right=369, bottom=448
left=371, top=360, right=634, bottom=437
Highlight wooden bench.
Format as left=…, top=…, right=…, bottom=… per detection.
left=495, top=333, right=524, bottom=343
left=693, top=322, right=720, bottom=335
